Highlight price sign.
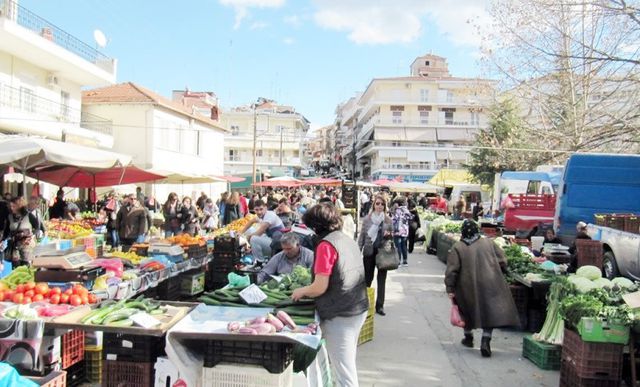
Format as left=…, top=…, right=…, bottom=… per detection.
left=239, top=284, right=268, bottom=305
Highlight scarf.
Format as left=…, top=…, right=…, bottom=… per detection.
left=368, top=212, right=385, bottom=244
left=461, top=219, right=481, bottom=245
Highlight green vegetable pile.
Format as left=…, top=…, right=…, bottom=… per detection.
left=503, top=244, right=543, bottom=283
left=198, top=267, right=316, bottom=326
left=442, top=222, right=462, bottom=234
left=80, top=296, right=166, bottom=327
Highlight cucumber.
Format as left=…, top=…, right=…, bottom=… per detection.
left=275, top=299, right=315, bottom=308
left=198, top=297, right=221, bottom=305
left=219, top=301, right=249, bottom=307
left=291, top=317, right=317, bottom=326
left=106, top=318, right=134, bottom=327
left=276, top=308, right=315, bottom=317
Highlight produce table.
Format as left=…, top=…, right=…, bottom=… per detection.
left=166, top=304, right=324, bottom=386
left=44, top=301, right=198, bottom=336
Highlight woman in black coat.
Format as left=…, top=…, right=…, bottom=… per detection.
left=407, top=200, right=421, bottom=253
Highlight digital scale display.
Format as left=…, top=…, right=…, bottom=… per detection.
left=32, top=252, right=94, bottom=270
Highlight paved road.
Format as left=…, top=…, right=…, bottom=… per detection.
left=356, top=246, right=560, bottom=387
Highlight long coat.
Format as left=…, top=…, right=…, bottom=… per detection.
left=444, top=238, right=519, bottom=329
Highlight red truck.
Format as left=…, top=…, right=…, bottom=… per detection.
left=503, top=194, right=556, bottom=233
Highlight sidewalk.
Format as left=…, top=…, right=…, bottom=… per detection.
left=356, top=247, right=560, bottom=387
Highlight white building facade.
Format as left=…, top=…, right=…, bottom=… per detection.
left=334, top=54, right=495, bottom=182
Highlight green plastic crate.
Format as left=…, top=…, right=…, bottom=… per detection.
left=522, top=335, right=561, bottom=370
left=578, top=317, right=630, bottom=345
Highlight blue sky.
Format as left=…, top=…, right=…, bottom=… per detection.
left=22, top=0, right=489, bottom=128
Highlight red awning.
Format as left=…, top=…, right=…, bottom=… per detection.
left=29, top=165, right=166, bottom=188
left=215, top=175, right=246, bottom=183
left=373, top=179, right=394, bottom=186
left=301, top=178, right=342, bottom=186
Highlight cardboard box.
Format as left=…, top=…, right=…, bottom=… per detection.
left=181, top=270, right=205, bottom=295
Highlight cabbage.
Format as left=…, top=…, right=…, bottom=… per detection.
left=568, top=276, right=598, bottom=294
left=592, top=278, right=613, bottom=289
left=612, top=277, right=634, bottom=290
left=576, top=265, right=602, bottom=281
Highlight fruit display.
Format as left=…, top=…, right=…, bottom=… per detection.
left=166, top=234, right=205, bottom=247
left=0, top=282, right=97, bottom=306
left=110, top=250, right=145, bottom=265
left=46, top=219, right=93, bottom=239
left=211, top=214, right=256, bottom=236
left=0, top=266, right=35, bottom=289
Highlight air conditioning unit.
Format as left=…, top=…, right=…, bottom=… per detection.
left=47, top=74, right=59, bottom=87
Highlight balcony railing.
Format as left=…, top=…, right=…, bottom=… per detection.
left=372, top=162, right=465, bottom=172
left=0, top=83, right=112, bottom=136
left=0, top=0, right=115, bottom=73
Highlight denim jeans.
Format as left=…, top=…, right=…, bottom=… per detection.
left=110, top=229, right=119, bottom=247
left=394, top=236, right=408, bottom=264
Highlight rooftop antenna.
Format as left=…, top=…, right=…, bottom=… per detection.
left=93, top=29, right=107, bottom=49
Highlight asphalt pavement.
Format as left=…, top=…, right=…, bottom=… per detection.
left=356, top=245, right=561, bottom=387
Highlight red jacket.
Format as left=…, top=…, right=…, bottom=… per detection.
left=239, top=196, right=248, bottom=216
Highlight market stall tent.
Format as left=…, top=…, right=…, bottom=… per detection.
left=387, top=182, right=440, bottom=193
left=253, top=176, right=302, bottom=188
left=429, top=169, right=475, bottom=186
left=299, top=177, right=342, bottom=186
left=29, top=165, right=165, bottom=188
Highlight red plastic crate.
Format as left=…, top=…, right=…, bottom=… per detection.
left=61, top=330, right=85, bottom=369
left=102, top=360, right=154, bottom=387
left=562, top=329, right=623, bottom=380
left=560, top=359, right=620, bottom=387
left=575, top=240, right=604, bottom=269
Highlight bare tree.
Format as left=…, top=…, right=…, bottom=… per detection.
left=480, top=0, right=640, bottom=154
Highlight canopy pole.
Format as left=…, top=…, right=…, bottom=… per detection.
left=93, top=174, right=97, bottom=212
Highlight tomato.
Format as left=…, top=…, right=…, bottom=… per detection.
left=63, top=289, right=73, bottom=296
left=60, top=294, right=70, bottom=304
left=49, top=287, right=62, bottom=297
left=4, top=290, right=14, bottom=300
left=32, top=294, right=44, bottom=302
left=25, top=282, right=36, bottom=291
left=35, top=283, right=49, bottom=296
left=15, top=284, right=25, bottom=293
left=81, top=295, right=89, bottom=305
left=22, top=296, right=32, bottom=304
left=49, top=294, right=60, bottom=304
left=69, top=295, right=82, bottom=306
left=12, top=293, right=23, bottom=304
left=87, top=294, right=97, bottom=304
left=24, top=290, right=35, bottom=298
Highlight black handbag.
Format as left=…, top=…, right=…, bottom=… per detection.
left=376, top=238, right=400, bottom=270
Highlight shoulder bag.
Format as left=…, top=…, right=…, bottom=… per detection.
left=375, top=238, right=400, bottom=270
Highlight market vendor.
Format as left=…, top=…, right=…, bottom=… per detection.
left=256, top=232, right=314, bottom=284
left=240, top=200, right=285, bottom=261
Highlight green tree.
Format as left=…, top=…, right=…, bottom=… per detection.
left=465, top=100, right=552, bottom=185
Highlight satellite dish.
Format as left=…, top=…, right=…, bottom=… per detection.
left=93, top=29, right=107, bottom=48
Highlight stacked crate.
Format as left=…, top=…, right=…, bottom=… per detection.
left=358, top=287, right=375, bottom=346
left=509, top=284, right=529, bottom=331
left=101, top=333, right=165, bottom=387
left=560, top=328, right=624, bottom=387
left=207, top=236, right=241, bottom=291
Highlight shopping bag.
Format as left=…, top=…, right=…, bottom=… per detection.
left=450, top=300, right=466, bottom=328
left=375, top=239, right=400, bottom=270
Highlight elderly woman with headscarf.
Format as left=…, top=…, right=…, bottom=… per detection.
left=444, top=219, right=520, bottom=357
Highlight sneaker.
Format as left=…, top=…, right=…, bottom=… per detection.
left=402, top=262, right=408, bottom=267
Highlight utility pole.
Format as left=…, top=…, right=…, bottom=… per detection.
left=252, top=105, right=258, bottom=185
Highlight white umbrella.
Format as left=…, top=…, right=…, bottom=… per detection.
left=388, top=182, right=441, bottom=193
left=150, top=170, right=225, bottom=184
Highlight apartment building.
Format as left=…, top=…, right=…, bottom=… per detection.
left=219, top=99, right=310, bottom=179
left=82, top=82, right=227, bottom=200
left=333, top=54, right=495, bottom=182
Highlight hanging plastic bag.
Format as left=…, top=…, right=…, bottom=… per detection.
left=450, top=299, right=465, bottom=328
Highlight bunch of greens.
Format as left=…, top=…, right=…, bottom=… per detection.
left=533, top=277, right=572, bottom=344
left=264, top=266, right=312, bottom=291
left=442, top=222, right=462, bottom=234
left=503, top=244, right=542, bottom=283
left=559, top=286, right=635, bottom=330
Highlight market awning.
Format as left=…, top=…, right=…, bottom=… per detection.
left=429, top=169, right=475, bottom=186
left=387, top=182, right=440, bottom=193
left=300, top=177, right=342, bottom=186
left=214, top=175, right=246, bottom=183
left=253, top=176, right=302, bottom=188
left=150, top=170, right=226, bottom=184
left=29, top=165, right=166, bottom=188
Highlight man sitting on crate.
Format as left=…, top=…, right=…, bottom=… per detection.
left=256, top=232, right=314, bottom=284
left=240, top=200, right=285, bottom=262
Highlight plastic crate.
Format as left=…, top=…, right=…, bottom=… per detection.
left=576, top=240, right=604, bottom=269
left=562, top=328, right=624, bottom=380
left=509, top=284, right=529, bottom=313
left=214, top=235, right=240, bottom=253
left=624, top=215, right=640, bottom=234
left=527, top=307, right=546, bottom=333
left=202, top=362, right=293, bottom=387
left=522, top=335, right=561, bottom=370
left=358, top=315, right=374, bottom=346
left=102, top=360, right=154, bottom=387
left=103, top=332, right=166, bottom=363
left=25, top=370, right=67, bottom=387
left=186, top=244, right=207, bottom=259
left=212, top=252, right=240, bottom=268
left=61, top=330, right=85, bottom=369
left=560, top=359, right=620, bottom=387
left=366, top=287, right=375, bottom=318
left=202, top=339, right=293, bottom=374
left=157, top=276, right=182, bottom=300
left=65, top=360, right=87, bottom=387
left=577, top=317, right=630, bottom=345
left=85, top=346, right=102, bottom=384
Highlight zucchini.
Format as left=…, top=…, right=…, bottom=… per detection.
left=106, top=318, right=134, bottom=327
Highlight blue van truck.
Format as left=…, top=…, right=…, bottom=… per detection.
left=554, top=154, right=640, bottom=278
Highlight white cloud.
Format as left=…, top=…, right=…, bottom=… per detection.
left=219, top=0, right=286, bottom=29
left=283, top=15, right=302, bottom=28
left=283, top=37, right=295, bottom=45
left=250, top=21, right=269, bottom=30
left=311, top=0, right=489, bottom=46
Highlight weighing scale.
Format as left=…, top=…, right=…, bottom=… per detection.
left=32, top=251, right=105, bottom=285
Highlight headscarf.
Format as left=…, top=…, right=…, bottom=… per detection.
left=460, top=219, right=481, bottom=245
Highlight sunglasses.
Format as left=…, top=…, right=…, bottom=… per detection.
left=374, top=202, right=384, bottom=205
